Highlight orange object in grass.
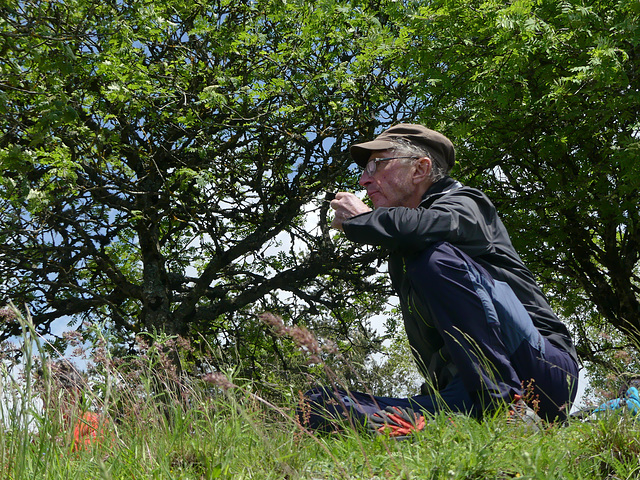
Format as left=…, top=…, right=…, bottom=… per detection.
left=72, top=412, right=108, bottom=451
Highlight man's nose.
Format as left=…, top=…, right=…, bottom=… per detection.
left=359, top=170, right=372, bottom=187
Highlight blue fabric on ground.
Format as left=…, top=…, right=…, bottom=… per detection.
left=592, top=387, right=640, bottom=416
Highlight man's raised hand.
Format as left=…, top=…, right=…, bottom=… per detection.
left=329, top=192, right=371, bottom=231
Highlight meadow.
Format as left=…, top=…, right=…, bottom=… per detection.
left=2, top=306, right=639, bottom=480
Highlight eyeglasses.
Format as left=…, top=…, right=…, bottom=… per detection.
left=363, top=156, right=418, bottom=176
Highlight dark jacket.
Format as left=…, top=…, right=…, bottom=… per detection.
left=342, top=176, right=578, bottom=364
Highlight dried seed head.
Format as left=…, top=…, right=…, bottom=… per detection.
left=203, top=372, right=235, bottom=390
left=49, top=360, right=84, bottom=390
left=288, top=325, right=321, bottom=356
left=258, top=312, right=288, bottom=336
left=0, top=306, right=17, bottom=324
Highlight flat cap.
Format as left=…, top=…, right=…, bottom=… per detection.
left=350, top=123, right=455, bottom=172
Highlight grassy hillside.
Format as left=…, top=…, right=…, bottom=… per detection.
left=2, top=307, right=639, bottom=479
left=2, top=379, right=639, bottom=479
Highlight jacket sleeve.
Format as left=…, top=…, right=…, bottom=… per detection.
left=342, top=190, right=499, bottom=254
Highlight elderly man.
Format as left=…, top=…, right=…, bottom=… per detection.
left=304, top=124, right=578, bottom=434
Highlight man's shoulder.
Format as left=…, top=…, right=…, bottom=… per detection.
left=421, top=178, right=489, bottom=207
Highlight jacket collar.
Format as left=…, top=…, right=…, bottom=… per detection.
left=421, top=176, right=462, bottom=202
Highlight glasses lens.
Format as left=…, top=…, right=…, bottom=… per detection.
left=365, top=160, right=376, bottom=175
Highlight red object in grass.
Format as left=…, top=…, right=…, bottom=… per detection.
left=371, top=406, right=427, bottom=437
left=72, top=412, right=109, bottom=451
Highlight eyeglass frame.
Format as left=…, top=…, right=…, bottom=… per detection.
left=363, top=156, right=419, bottom=176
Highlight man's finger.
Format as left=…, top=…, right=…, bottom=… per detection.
left=330, top=215, right=344, bottom=231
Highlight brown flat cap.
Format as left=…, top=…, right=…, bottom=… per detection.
left=350, top=123, right=455, bottom=172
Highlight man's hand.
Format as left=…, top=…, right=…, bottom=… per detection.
left=329, top=192, right=371, bottom=231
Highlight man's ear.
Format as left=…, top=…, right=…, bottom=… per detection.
left=412, top=157, right=432, bottom=184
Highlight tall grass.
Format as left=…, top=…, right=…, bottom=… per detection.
left=1, top=305, right=639, bottom=479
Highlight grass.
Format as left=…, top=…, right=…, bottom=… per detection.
left=2, top=306, right=640, bottom=479
left=3, top=395, right=640, bottom=479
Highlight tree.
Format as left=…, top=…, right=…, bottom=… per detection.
left=4, top=0, right=638, bottom=392
left=0, top=0, right=412, bottom=378
left=394, top=0, right=640, bottom=366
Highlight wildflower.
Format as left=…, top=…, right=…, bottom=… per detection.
left=135, top=335, right=150, bottom=352
left=72, top=347, right=86, bottom=358
left=175, top=335, right=193, bottom=353
left=614, top=350, right=632, bottom=363
left=598, top=331, right=613, bottom=342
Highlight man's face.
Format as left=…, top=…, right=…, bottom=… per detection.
left=358, top=150, right=419, bottom=208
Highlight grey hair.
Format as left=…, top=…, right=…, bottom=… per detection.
left=389, top=138, right=447, bottom=182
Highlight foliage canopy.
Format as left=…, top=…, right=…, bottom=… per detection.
left=1, top=0, right=406, bottom=378
left=395, top=0, right=640, bottom=367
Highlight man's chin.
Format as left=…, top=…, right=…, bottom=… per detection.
left=369, top=193, right=385, bottom=208
left=371, top=199, right=390, bottom=209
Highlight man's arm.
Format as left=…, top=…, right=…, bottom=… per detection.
left=339, top=192, right=497, bottom=254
